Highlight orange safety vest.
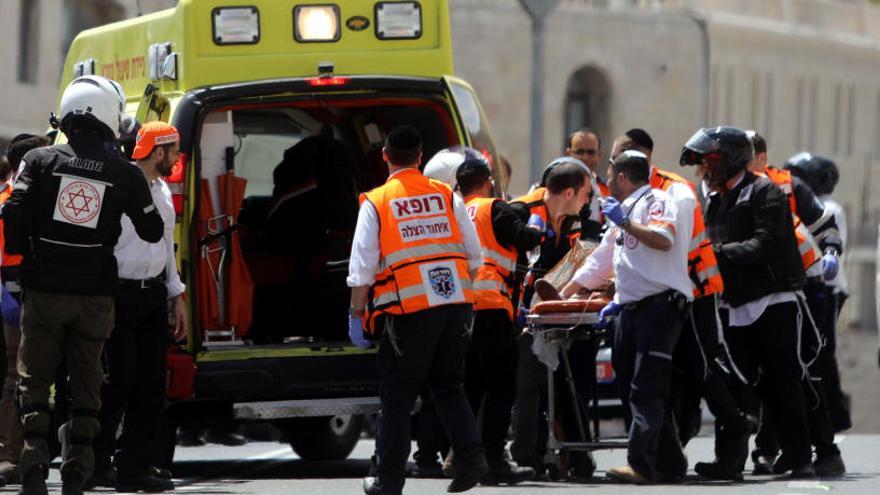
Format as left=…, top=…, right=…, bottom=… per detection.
left=650, top=168, right=724, bottom=298
left=758, top=168, right=821, bottom=271
left=0, top=181, right=23, bottom=268
left=465, top=196, right=518, bottom=321
left=361, top=168, right=473, bottom=332
left=764, top=166, right=798, bottom=216
left=511, top=187, right=581, bottom=247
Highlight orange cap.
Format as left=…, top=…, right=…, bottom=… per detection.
left=132, top=121, right=179, bottom=160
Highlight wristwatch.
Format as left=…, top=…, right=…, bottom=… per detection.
left=619, top=217, right=631, bottom=229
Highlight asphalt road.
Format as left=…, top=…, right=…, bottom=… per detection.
left=29, top=433, right=880, bottom=494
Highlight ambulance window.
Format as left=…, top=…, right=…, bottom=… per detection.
left=448, top=82, right=504, bottom=195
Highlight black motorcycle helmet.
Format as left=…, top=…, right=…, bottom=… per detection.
left=784, top=152, right=839, bottom=196
left=680, top=126, right=753, bottom=189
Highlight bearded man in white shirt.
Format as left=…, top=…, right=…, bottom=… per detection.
left=90, top=122, right=186, bottom=493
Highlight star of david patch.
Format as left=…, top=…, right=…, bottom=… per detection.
left=53, top=176, right=106, bottom=229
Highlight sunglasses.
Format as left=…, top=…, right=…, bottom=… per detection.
left=573, top=148, right=598, bottom=156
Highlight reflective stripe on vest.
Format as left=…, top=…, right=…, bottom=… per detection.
left=379, top=242, right=467, bottom=271
left=795, top=218, right=821, bottom=269
left=650, top=168, right=723, bottom=298
left=465, top=196, right=518, bottom=320
left=361, top=169, right=473, bottom=332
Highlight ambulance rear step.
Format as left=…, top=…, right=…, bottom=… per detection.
left=233, top=397, right=381, bottom=420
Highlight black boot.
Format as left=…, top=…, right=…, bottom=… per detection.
left=19, top=466, right=48, bottom=495
left=751, top=449, right=778, bottom=475
left=813, top=453, right=845, bottom=477
left=773, top=453, right=814, bottom=478
left=362, top=476, right=400, bottom=495
left=694, top=461, right=744, bottom=481
left=116, top=473, right=175, bottom=493
left=61, top=472, right=84, bottom=495
left=480, top=457, right=534, bottom=486
left=447, top=452, right=488, bottom=493
left=85, top=466, right=117, bottom=489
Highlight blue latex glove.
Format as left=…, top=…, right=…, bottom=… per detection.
left=516, top=305, right=530, bottom=328
left=1, top=287, right=20, bottom=328
left=596, top=301, right=621, bottom=329
left=348, top=313, right=371, bottom=349
left=601, top=197, right=625, bottom=225
left=527, top=214, right=554, bottom=238
left=821, top=250, right=839, bottom=281
left=527, top=213, right=545, bottom=231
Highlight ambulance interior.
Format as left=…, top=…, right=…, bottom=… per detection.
left=196, top=98, right=460, bottom=344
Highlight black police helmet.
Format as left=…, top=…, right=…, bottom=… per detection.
left=784, top=152, right=839, bottom=196
left=680, top=126, right=753, bottom=188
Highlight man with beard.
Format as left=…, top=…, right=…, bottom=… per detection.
left=90, top=122, right=186, bottom=493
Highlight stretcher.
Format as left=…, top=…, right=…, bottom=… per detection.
left=527, top=300, right=628, bottom=458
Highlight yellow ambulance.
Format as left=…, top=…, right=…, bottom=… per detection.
left=60, top=0, right=504, bottom=463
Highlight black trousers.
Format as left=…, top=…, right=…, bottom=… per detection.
left=753, top=288, right=841, bottom=459
left=722, top=302, right=812, bottom=469
left=612, top=291, right=687, bottom=480
left=807, top=284, right=851, bottom=432
left=93, top=284, right=168, bottom=476
left=464, top=309, right=517, bottom=463
left=375, top=305, right=481, bottom=495
left=413, top=390, right=449, bottom=467
left=671, top=295, right=744, bottom=446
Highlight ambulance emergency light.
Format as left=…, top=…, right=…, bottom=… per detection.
left=212, top=7, right=261, bottom=45
left=375, top=2, right=422, bottom=39
left=294, top=5, right=341, bottom=42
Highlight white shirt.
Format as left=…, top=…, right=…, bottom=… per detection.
left=585, top=177, right=606, bottom=224
left=346, top=169, right=483, bottom=287
left=820, top=195, right=848, bottom=294
left=571, top=184, right=693, bottom=304
left=114, top=176, right=186, bottom=298
left=723, top=291, right=798, bottom=327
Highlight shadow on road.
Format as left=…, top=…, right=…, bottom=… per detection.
left=172, top=458, right=374, bottom=481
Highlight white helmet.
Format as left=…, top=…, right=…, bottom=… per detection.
left=59, top=75, right=127, bottom=139
left=423, top=146, right=487, bottom=190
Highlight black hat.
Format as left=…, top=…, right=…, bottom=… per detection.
left=624, top=128, right=654, bottom=151
left=454, top=148, right=491, bottom=184
left=6, top=134, right=50, bottom=172
left=385, top=125, right=421, bottom=153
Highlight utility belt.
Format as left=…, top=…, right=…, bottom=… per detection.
left=118, top=273, right=166, bottom=290
left=623, top=289, right=689, bottom=313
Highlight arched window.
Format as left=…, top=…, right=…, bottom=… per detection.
left=563, top=66, right=612, bottom=156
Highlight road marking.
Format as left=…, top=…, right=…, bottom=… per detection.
left=245, top=446, right=295, bottom=460
left=834, top=434, right=846, bottom=443
left=787, top=481, right=831, bottom=490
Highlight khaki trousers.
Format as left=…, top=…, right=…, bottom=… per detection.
left=0, top=319, right=22, bottom=464
left=18, top=290, right=113, bottom=480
